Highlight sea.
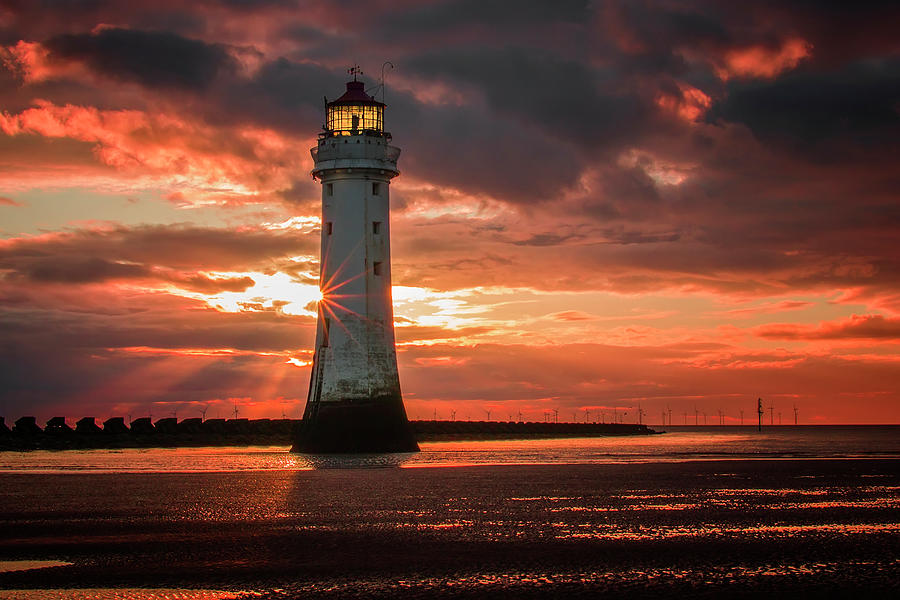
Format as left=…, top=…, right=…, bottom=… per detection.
left=1, top=425, right=898, bottom=473
left=1, top=426, right=898, bottom=599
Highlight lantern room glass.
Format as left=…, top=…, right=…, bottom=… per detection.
left=327, top=103, right=384, bottom=135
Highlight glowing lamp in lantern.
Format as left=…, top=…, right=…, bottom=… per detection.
left=325, top=81, right=385, bottom=136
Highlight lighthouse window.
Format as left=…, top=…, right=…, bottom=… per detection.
left=326, top=104, right=384, bottom=134
left=372, top=182, right=381, bottom=196
left=326, top=222, right=333, bottom=235
left=326, top=183, right=333, bottom=196
left=372, top=221, right=381, bottom=235
left=373, top=261, right=383, bottom=276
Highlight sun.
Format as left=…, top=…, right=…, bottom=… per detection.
left=173, top=271, right=323, bottom=317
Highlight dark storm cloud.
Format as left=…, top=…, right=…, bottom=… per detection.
left=214, top=0, right=296, bottom=9
left=170, top=273, right=255, bottom=294
left=384, top=0, right=591, bottom=30
left=0, top=236, right=280, bottom=295
left=761, top=0, right=900, bottom=66
left=605, top=0, right=899, bottom=64
left=0, top=0, right=292, bottom=41
left=756, top=315, right=900, bottom=340
left=213, top=57, right=338, bottom=132
left=5, top=260, right=258, bottom=292
left=394, top=98, right=585, bottom=202
left=0, top=224, right=316, bottom=281
left=594, top=165, right=662, bottom=216
left=44, top=27, right=237, bottom=90
left=406, top=47, right=650, bottom=149
left=509, top=233, right=585, bottom=247
left=607, top=229, right=682, bottom=245
left=16, top=256, right=150, bottom=283
left=710, top=58, right=900, bottom=152
left=604, top=0, right=733, bottom=52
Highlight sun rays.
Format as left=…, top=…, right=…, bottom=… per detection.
left=170, top=270, right=321, bottom=317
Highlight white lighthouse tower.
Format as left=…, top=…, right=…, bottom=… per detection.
left=292, top=73, right=418, bottom=453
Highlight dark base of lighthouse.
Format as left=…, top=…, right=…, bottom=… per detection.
left=292, top=394, right=420, bottom=454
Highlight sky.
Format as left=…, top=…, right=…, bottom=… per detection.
left=1, top=0, right=898, bottom=425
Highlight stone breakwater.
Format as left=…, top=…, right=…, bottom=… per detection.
left=0, top=415, right=658, bottom=450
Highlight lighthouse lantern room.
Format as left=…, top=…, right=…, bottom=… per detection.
left=325, top=80, right=384, bottom=135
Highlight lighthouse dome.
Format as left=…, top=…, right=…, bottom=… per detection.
left=326, top=80, right=385, bottom=136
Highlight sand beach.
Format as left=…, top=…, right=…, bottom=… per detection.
left=0, top=453, right=898, bottom=598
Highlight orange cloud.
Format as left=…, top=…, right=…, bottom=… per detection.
left=0, top=40, right=56, bottom=82
left=755, top=314, right=900, bottom=340
left=718, top=300, right=815, bottom=318
left=0, top=101, right=308, bottom=204
left=718, top=38, right=812, bottom=80
left=550, top=311, right=595, bottom=322
left=655, top=82, right=712, bottom=122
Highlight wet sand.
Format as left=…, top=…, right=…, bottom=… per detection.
left=0, top=459, right=898, bottom=598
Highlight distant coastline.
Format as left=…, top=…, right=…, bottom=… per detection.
left=0, top=417, right=659, bottom=450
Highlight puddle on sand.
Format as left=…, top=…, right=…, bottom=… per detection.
left=0, top=565, right=246, bottom=599
left=0, top=560, right=72, bottom=573
left=551, top=521, right=900, bottom=541
left=0, top=590, right=245, bottom=600
left=269, top=558, right=900, bottom=596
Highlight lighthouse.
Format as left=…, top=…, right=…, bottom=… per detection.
left=292, top=73, right=419, bottom=453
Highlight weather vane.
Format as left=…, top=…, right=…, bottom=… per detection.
left=348, top=65, right=363, bottom=81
